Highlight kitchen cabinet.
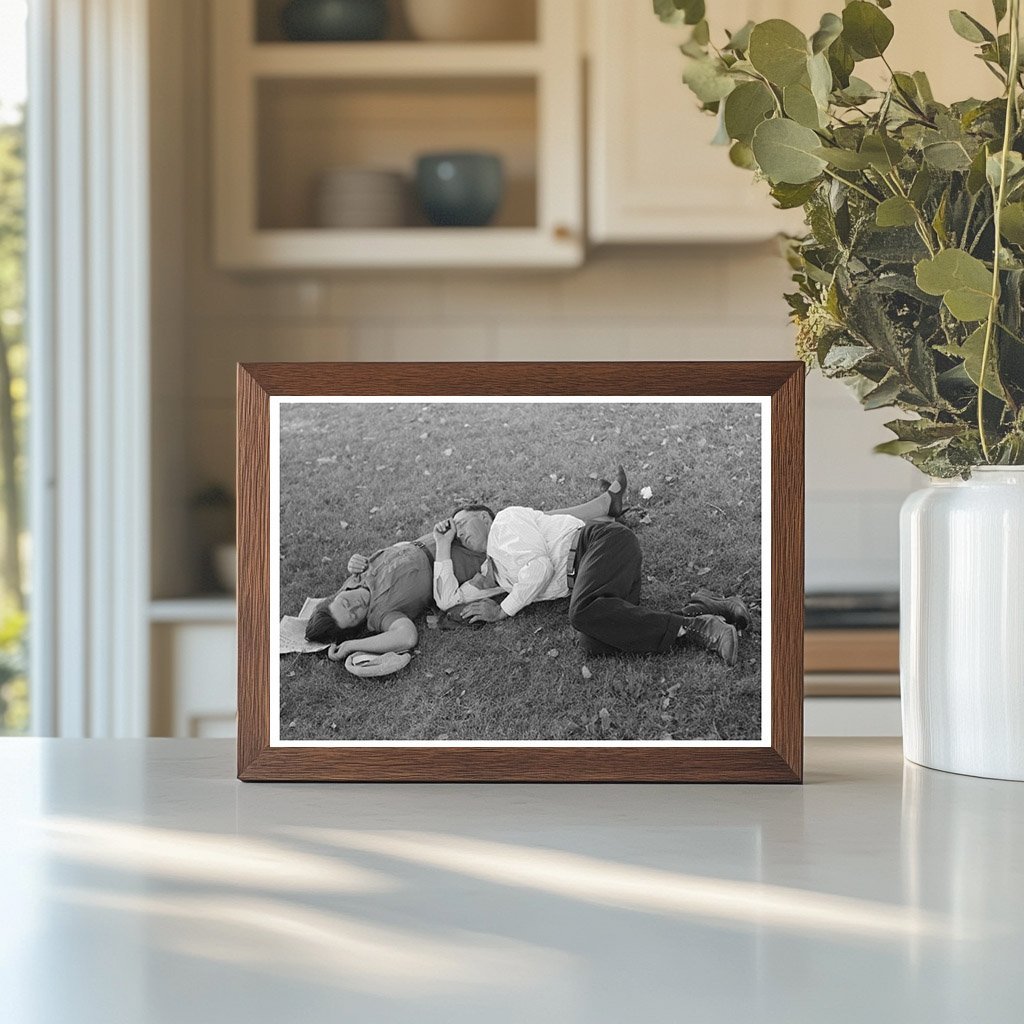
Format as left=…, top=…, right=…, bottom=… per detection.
left=587, top=0, right=813, bottom=243
left=150, top=601, right=237, bottom=738
left=211, top=0, right=583, bottom=269
left=586, top=0, right=999, bottom=244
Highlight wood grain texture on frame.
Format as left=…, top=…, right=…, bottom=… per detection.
left=237, top=362, right=805, bottom=783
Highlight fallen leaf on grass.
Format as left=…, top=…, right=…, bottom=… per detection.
left=581, top=666, right=593, bottom=680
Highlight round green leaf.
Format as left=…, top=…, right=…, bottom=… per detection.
left=941, top=326, right=1006, bottom=398
left=752, top=118, right=828, bottom=184
left=915, top=249, right=994, bottom=322
left=948, top=10, right=994, bottom=44
left=748, top=20, right=809, bottom=86
left=875, top=197, right=918, bottom=228
left=923, top=140, right=973, bottom=171
left=842, top=1, right=894, bottom=59
left=860, top=133, right=904, bottom=173
left=682, top=57, right=736, bottom=104
left=783, top=81, right=823, bottom=129
left=807, top=52, right=833, bottom=107
left=723, top=81, right=775, bottom=144
left=729, top=140, right=757, bottom=170
left=724, top=20, right=755, bottom=53
left=811, top=13, right=843, bottom=55
left=814, top=146, right=872, bottom=171
left=1000, top=203, right=1024, bottom=245
left=654, top=0, right=705, bottom=26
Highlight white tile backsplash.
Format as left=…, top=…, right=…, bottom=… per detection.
left=181, top=251, right=918, bottom=593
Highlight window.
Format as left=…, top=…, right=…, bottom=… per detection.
left=0, top=0, right=28, bottom=734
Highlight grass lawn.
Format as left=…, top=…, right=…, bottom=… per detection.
left=278, top=400, right=763, bottom=742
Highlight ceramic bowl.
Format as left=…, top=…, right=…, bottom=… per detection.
left=415, top=152, right=504, bottom=228
left=281, top=0, right=388, bottom=42
left=403, top=0, right=535, bottom=42
left=316, top=168, right=407, bottom=228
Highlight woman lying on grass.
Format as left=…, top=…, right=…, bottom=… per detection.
left=303, top=470, right=628, bottom=663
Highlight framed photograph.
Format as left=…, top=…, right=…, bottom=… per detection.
left=237, top=362, right=804, bottom=782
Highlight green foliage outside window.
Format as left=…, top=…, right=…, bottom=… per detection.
left=0, top=110, right=27, bottom=733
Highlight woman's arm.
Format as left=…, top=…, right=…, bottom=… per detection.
left=327, top=614, right=418, bottom=660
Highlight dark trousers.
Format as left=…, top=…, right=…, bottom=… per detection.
left=568, top=522, right=686, bottom=656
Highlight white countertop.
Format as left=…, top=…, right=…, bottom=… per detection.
left=1, top=738, right=1021, bottom=1023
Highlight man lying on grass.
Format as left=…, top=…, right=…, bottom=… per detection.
left=433, top=489, right=749, bottom=667
left=303, top=471, right=631, bottom=664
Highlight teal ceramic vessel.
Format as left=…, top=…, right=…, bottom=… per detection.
left=281, top=0, right=388, bottom=42
left=415, top=152, right=505, bottom=228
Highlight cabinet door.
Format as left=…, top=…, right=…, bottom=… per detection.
left=588, top=0, right=810, bottom=243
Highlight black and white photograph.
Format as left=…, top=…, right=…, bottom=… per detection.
left=271, top=397, right=770, bottom=746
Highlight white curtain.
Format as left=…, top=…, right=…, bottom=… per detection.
left=28, top=0, right=150, bottom=736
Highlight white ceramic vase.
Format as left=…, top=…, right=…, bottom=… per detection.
left=900, top=467, right=1024, bottom=781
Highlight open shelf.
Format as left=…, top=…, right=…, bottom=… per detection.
left=254, top=0, right=539, bottom=44
left=249, top=41, right=544, bottom=77
left=212, top=0, right=582, bottom=268
left=256, top=76, right=538, bottom=232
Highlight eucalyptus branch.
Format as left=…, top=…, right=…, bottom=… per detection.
left=822, top=167, right=881, bottom=205
left=969, top=213, right=994, bottom=253
left=978, top=0, right=1021, bottom=462
left=884, top=171, right=939, bottom=254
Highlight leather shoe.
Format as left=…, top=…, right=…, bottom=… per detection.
left=600, top=464, right=628, bottom=517
left=678, top=614, right=739, bottom=666
left=680, top=589, right=751, bottom=632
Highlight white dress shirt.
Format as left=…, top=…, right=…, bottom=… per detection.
left=434, top=507, right=584, bottom=617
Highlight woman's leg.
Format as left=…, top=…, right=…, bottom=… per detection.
left=548, top=466, right=626, bottom=521
left=548, top=491, right=613, bottom=521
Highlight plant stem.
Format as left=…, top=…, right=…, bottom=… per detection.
left=979, top=0, right=1021, bottom=462
left=884, top=171, right=939, bottom=254
left=822, top=167, right=880, bottom=205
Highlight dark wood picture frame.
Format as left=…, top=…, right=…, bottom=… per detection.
left=237, top=362, right=804, bottom=782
